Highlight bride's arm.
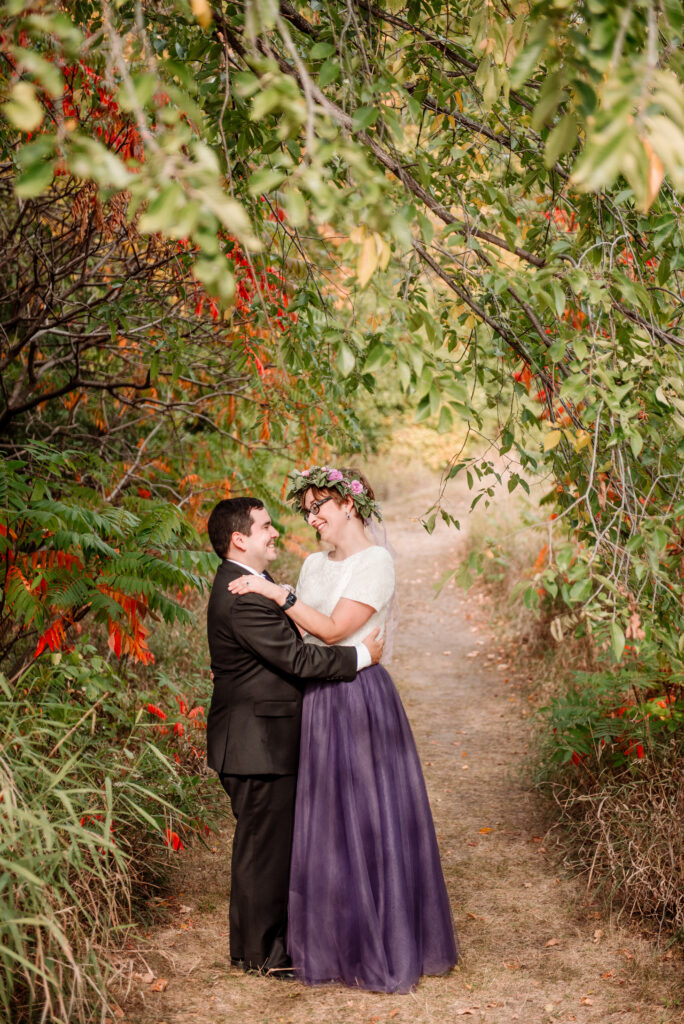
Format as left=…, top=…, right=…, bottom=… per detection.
left=227, top=574, right=373, bottom=643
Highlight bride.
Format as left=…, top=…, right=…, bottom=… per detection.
left=228, top=465, right=459, bottom=992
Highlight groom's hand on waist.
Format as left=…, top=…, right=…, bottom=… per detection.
left=362, top=627, right=384, bottom=665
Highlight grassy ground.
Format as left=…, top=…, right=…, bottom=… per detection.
left=111, top=457, right=683, bottom=1024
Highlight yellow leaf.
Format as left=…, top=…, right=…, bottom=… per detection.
left=544, top=429, right=562, bottom=451
left=447, top=115, right=456, bottom=129
left=190, top=0, right=213, bottom=27
left=349, top=225, right=367, bottom=244
left=454, top=91, right=463, bottom=112
left=573, top=429, right=591, bottom=451
left=374, top=232, right=391, bottom=271
left=642, top=138, right=664, bottom=212
left=357, top=235, right=378, bottom=287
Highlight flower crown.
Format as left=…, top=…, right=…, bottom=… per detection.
left=286, top=466, right=383, bottom=523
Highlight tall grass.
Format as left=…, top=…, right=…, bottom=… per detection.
left=1, top=633, right=214, bottom=1024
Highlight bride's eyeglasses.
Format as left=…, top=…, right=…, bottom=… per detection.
left=301, top=496, right=333, bottom=521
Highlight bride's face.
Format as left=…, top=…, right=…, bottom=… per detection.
left=302, top=487, right=351, bottom=543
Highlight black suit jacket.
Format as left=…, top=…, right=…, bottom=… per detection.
left=206, top=559, right=358, bottom=775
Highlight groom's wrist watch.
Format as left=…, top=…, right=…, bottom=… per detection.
left=281, top=590, right=297, bottom=611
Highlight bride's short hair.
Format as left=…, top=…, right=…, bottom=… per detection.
left=303, top=467, right=375, bottom=518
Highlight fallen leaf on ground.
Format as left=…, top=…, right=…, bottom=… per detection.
left=466, top=912, right=478, bottom=920
left=545, top=938, right=560, bottom=947
left=478, top=827, right=494, bottom=833
left=580, top=996, right=593, bottom=1005
left=523, top=882, right=533, bottom=888
left=387, top=1012, right=399, bottom=1020
left=504, top=962, right=521, bottom=969
left=592, top=928, right=603, bottom=942
left=150, top=978, right=168, bottom=992
left=544, top=1004, right=554, bottom=1013
left=601, top=971, right=615, bottom=979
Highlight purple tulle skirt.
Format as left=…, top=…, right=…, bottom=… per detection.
left=288, top=664, right=459, bottom=992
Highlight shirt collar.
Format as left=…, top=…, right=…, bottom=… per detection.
left=226, top=558, right=264, bottom=577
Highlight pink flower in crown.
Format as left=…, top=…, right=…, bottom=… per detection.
left=327, top=469, right=344, bottom=482
left=300, top=469, right=310, bottom=477
left=350, top=479, right=363, bottom=495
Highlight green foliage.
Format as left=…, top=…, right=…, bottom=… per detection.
left=539, top=667, right=683, bottom=770
left=0, top=444, right=212, bottom=671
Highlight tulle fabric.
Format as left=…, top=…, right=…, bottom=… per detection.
left=288, top=664, right=459, bottom=993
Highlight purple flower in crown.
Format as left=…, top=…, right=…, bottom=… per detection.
left=350, top=479, right=363, bottom=495
left=327, top=469, right=344, bottom=482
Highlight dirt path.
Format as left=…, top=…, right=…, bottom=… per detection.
left=118, top=478, right=681, bottom=1024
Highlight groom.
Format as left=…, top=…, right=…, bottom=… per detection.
left=206, top=497, right=383, bottom=979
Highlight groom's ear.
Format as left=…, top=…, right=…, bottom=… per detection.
left=230, top=530, right=248, bottom=554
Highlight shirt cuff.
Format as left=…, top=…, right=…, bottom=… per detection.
left=355, top=642, right=372, bottom=671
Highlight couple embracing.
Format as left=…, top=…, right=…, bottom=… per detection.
left=206, top=466, right=459, bottom=993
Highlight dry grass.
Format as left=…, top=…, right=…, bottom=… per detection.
left=542, top=743, right=684, bottom=938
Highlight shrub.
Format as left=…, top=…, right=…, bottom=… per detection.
left=536, top=666, right=684, bottom=933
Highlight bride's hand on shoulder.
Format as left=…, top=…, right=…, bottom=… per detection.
left=228, top=575, right=282, bottom=602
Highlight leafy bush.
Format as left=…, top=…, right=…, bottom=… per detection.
left=535, top=666, right=684, bottom=933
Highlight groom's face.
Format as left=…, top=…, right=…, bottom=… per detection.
left=236, top=506, right=279, bottom=572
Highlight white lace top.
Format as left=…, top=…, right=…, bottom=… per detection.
left=295, top=545, right=396, bottom=647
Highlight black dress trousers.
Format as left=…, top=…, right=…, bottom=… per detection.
left=220, top=772, right=298, bottom=971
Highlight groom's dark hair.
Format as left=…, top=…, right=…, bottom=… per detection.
left=207, top=497, right=265, bottom=558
